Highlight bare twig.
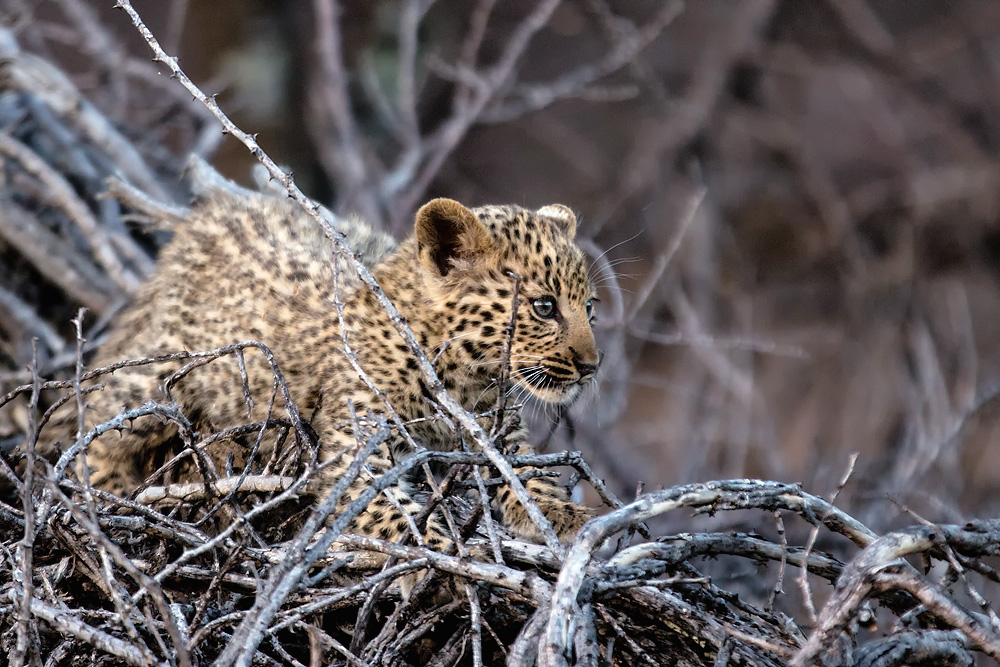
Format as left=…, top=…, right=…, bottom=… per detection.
left=480, top=1, right=684, bottom=123
left=625, top=185, right=705, bottom=322
left=10, top=342, right=40, bottom=667
left=134, top=475, right=297, bottom=504
left=396, top=0, right=564, bottom=215
left=309, top=0, right=379, bottom=222
left=798, top=453, right=858, bottom=625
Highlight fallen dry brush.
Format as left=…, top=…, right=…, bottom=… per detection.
left=3, top=2, right=1000, bottom=666
left=6, top=367, right=1000, bottom=666
left=4, top=324, right=1000, bottom=665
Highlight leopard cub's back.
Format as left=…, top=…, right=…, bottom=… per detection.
left=39, top=193, right=395, bottom=489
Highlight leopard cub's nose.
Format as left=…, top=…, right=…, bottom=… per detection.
left=574, top=349, right=603, bottom=383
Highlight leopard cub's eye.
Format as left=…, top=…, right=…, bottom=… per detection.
left=586, top=299, right=595, bottom=320
left=531, top=296, right=557, bottom=319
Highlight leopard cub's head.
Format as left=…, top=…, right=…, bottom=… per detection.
left=415, top=198, right=601, bottom=405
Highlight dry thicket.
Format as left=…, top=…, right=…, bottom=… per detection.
left=2, top=1, right=1000, bottom=666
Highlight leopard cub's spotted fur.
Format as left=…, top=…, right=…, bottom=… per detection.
left=42, top=193, right=601, bottom=548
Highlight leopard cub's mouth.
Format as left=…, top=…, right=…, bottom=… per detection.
left=513, top=366, right=589, bottom=404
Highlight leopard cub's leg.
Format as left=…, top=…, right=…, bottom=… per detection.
left=488, top=436, right=595, bottom=543
left=347, top=484, right=455, bottom=600
left=318, top=436, right=460, bottom=597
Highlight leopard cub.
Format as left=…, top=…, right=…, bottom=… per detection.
left=42, top=193, right=602, bottom=549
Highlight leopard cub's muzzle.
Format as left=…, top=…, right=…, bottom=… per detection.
left=573, top=348, right=603, bottom=384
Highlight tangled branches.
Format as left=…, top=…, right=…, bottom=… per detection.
left=5, top=348, right=1000, bottom=666
left=3, top=334, right=1000, bottom=664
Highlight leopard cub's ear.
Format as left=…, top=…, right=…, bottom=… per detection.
left=415, top=198, right=492, bottom=276
left=536, top=204, right=577, bottom=239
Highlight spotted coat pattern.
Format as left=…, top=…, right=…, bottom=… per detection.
left=42, top=193, right=601, bottom=548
